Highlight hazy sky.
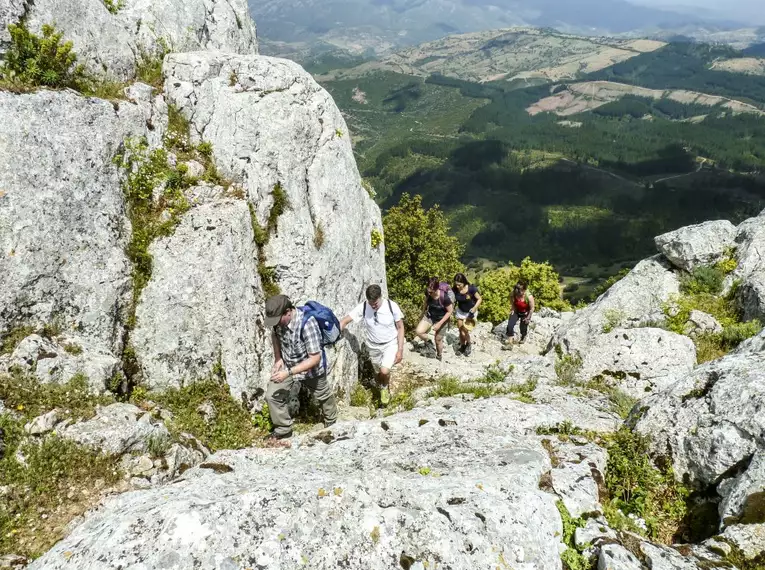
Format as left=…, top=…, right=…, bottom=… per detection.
left=629, top=0, right=764, bottom=24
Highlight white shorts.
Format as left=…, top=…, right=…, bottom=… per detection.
left=455, top=308, right=477, bottom=321
left=367, top=339, right=399, bottom=372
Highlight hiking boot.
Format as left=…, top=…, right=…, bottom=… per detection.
left=464, top=343, right=472, bottom=357
left=457, top=343, right=466, bottom=355
left=520, top=336, right=527, bottom=344
left=380, top=387, right=391, bottom=406
left=436, top=353, right=443, bottom=361
left=265, top=430, right=292, bottom=440
left=324, top=419, right=336, bottom=428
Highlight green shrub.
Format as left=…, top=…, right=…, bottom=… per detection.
left=680, top=265, right=725, bottom=296
left=604, top=427, right=690, bottom=543
left=370, top=228, right=383, bottom=248
left=556, top=501, right=595, bottom=570
left=350, top=384, right=372, bottom=408
left=252, top=403, right=274, bottom=433
left=478, top=257, right=570, bottom=324
left=0, top=23, right=87, bottom=90
left=103, top=0, right=125, bottom=14
left=383, top=193, right=464, bottom=327
left=601, top=309, right=625, bottom=333
left=554, top=351, right=582, bottom=386
left=135, top=380, right=257, bottom=452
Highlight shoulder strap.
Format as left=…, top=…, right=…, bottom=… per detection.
left=388, top=299, right=393, bottom=315
left=363, top=301, right=367, bottom=316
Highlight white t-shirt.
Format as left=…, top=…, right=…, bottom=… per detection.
left=348, top=299, right=403, bottom=345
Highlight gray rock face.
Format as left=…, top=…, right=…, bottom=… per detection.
left=717, top=523, right=765, bottom=560
left=30, top=399, right=568, bottom=570
left=735, top=327, right=765, bottom=354
left=598, top=544, right=643, bottom=570
left=503, top=355, right=557, bottom=386
left=552, top=256, right=680, bottom=355
left=131, top=200, right=267, bottom=397
left=548, top=440, right=606, bottom=518
left=683, top=310, right=723, bottom=337
left=654, top=220, right=737, bottom=273
left=641, top=543, right=700, bottom=570
left=1, top=0, right=257, bottom=79
left=0, top=90, right=162, bottom=391
left=577, top=328, right=697, bottom=399
left=24, top=409, right=60, bottom=435
left=718, top=450, right=765, bottom=526
left=157, top=52, right=386, bottom=394
left=61, top=403, right=170, bottom=456
left=635, top=351, right=765, bottom=488
left=732, top=212, right=765, bottom=322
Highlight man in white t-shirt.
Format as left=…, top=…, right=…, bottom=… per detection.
left=340, top=284, right=405, bottom=406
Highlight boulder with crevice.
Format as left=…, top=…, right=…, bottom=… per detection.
left=598, top=543, right=643, bottom=570
left=730, top=211, right=765, bottom=322
left=547, top=439, right=607, bottom=518
left=683, top=310, right=723, bottom=337
left=552, top=256, right=680, bottom=355
left=0, top=0, right=257, bottom=80
left=654, top=220, right=737, bottom=273
left=577, top=328, right=697, bottom=399
left=718, top=449, right=765, bottom=526
left=0, top=90, right=165, bottom=392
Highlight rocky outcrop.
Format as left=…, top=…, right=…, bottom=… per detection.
left=552, top=256, right=680, bottom=354
left=132, top=52, right=386, bottom=395
left=131, top=200, right=267, bottom=397
left=0, top=0, right=257, bottom=79
left=30, top=398, right=570, bottom=570
left=654, top=220, right=736, bottom=273
left=635, top=350, right=765, bottom=529
left=731, top=210, right=765, bottom=322
left=577, top=328, right=696, bottom=399
left=0, top=90, right=165, bottom=391
left=735, top=327, right=765, bottom=354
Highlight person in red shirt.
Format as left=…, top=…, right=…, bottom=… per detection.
left=506, top=280, right=535, bottom=345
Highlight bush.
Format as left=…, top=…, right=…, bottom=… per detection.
left=588, top=267, right=630, bottom=302
left=680, top=265, right=725, bottom=296
left=478, top=258, right=569, bottom=324
left=0, top=23, right=87, bottom=90
left=383, top=194, right=464, bottom=326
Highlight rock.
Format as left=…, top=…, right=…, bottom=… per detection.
left=683, top=310, right=723, bottom=336
left=24, top=409, right=61, bottom=435
left=4, top=334, right=121, bottom=390
left=549, top=441, right=607, bottom=517
left=577, top=328, right=697, bottom=399
left=640, top=543, right=700, bottom=569
left=731, top=212, right=765, bottom=321
left=123, top=454, right=154, bottom=476
left=531, top=384, right=622, bottom=433
left=183, top=160, right=206, bottom=178
left=131, top=200, right=267, bottom=397
left=553, top=256, right=680, bottom=355
left=574, top=517, right=617, bottom=549
left=503, top=354, right=557, bottom=385
left=163, top=442, right=205, bottom=480
left=29, top=398, right=572, bottom=570
left=61, top=403, right=170, bottom=456
left=635, top=351, right=765, bottom=487
left=1, top=0, right=256, bottom=80
left=0, top=554, right=27, bottom=570
left=654, top=220, right=737, bottom=273
left=336, top=404, right=372, bottom=422
left=717, top=523, right=765, bottom=560
left=196, top=400, right=217, bottom=424
left=734, top=327, right=765, bottom=354
left=598, top=544, right=643, bottom=570
left=0, top=90, right=163, bottom=391
left=157, top=52, right=386, bottom=395
left=718, top=449, right=765, bottom=526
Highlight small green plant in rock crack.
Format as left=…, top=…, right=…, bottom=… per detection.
left=556, top=501, right=596, bottom=570
left=601, top=309, right=626, bottom=333
left=248, top=183, right=289, bottom=296
left=102, top=0, right=125, bottom=14
left=554, top=350, right=582, bottom=386
left=370, top=228, right=383, bottom=248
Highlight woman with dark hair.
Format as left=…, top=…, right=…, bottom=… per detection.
left=452, top=273, right=482, bottom=356
left=506, top=280, right=534, bottom=346
left=415, top=277, right=454, bottom=361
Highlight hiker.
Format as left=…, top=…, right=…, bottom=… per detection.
left=452, top=273, right=482, bottom=356
left=265, top=294, right=337, bottom=440
left=415, top=277, right=454, bottom=361
left=339, top=284, right=405, bottom=406
left=506, top=280, right=535, bottom=345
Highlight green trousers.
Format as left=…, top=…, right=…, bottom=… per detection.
left=265, top=372, right=337, bottom=436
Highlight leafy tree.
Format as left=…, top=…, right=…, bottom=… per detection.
left=1, top=23, right=87, bottom=89
left=383, top=193, right=464, bottom=326
left=478, top=257, right=569, bottom=324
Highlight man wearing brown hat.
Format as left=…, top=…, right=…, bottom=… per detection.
left=264, top=294, right=337, bottom=439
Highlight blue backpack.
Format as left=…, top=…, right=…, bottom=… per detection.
left=299, top=300, right=341, bottom=369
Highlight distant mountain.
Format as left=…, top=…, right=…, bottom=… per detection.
left=250, top=0, right=709, bottom=53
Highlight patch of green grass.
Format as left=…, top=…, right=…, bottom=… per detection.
left=350, top=384, right=373, bottom=408
left=251, top=403, right=274, bottom=433
left=554, top=350, right=583, bottom=386
left=604, top=427, right=690, bottom=543
left=62, top=342, right=83, bottom=356
left=418, top=466, right=431, bottom=476
left=135, top=41, right=169, bottom=90
left=475, top=362, right=506, bottom=384
left=370, top=228, right=383, bottom=248
left=680, top=265, right=725, bottom=296
left=133, top=380, right=258, bottom=452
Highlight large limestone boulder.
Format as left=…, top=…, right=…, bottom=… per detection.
left=654, top=220, right=737, bottom=273
left=144, top=52, right=386, bottom=395
left=131, top=200, right=267, bottom=397
left=552, top=256, right=680, bottom=355
left=0, top=90, right=164, bottom=391
left=30, top=398, right=569, bottom=569
left=635, top=351, right=765, bottom=489
left=731, top=211, right=765, bottom=322
left=0, top=0, right=257, bottom=79
left=735, top=327, right=765, bottom=355
left=577, top=328, right=697, bottom=399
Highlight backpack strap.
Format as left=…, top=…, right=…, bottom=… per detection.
left=388, top=299, right=393, bottom=316
left=298, top=313, right=327, bottom=373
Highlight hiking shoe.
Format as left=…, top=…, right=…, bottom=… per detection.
left=464, top=343, right=472, bottom=357
left=520, top=336, right=527, bottom=344
left=380, top=387, right=391, bottom=406
left=436, top=353, right=443, bottom=361
left=265, top=430, right=292, bottom=440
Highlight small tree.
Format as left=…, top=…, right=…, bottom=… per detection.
left=383, top=194, right=464, bottom=326
left=1, top=23, right=86, bottom=89
left=478, top=257, right=569, bottom=324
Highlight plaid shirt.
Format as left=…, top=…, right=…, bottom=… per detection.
left=273, top=308, right=324, bottom=379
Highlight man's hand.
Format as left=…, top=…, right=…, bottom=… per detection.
left=523, top=315, right=531, bottom=324
left=394, top=349, right=403, bottom=365
left=272, top=359, right=284, bottom=374
left=271, top=369, right=289, bottom=383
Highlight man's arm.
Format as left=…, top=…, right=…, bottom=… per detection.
left=525, top=294, right=535, bottom=323
left=339, top=315, right=353, bottom=331
left=394, top=318, right=405, bottom=364
left=471, top=290, right=483, bottom=314
left=288, top=352, right=322, bottom=375
left=340, top=303, right=363, bottom=332
left=271, top=331, right=283, bottom=374
left=434, top=303, right=454, bottom=331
